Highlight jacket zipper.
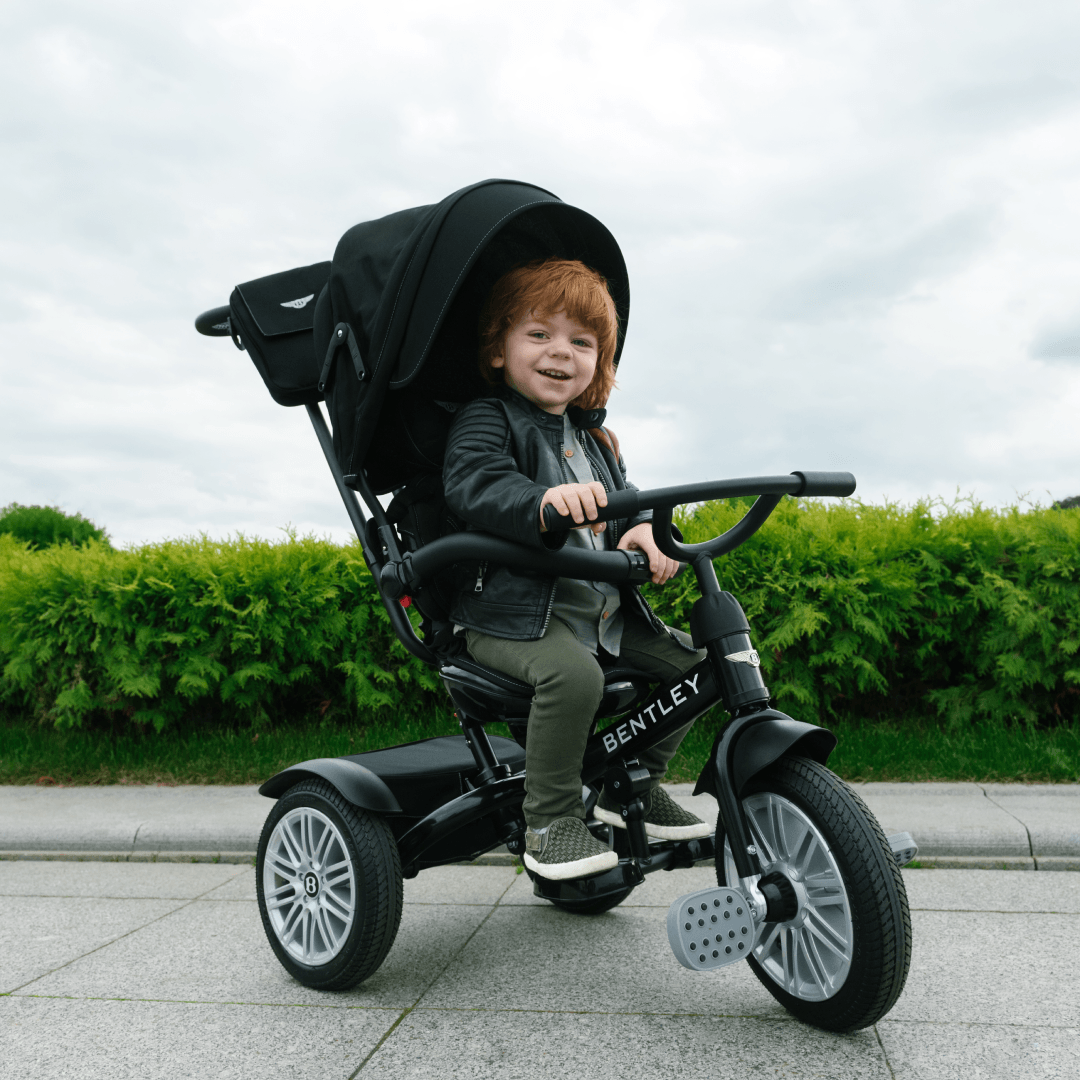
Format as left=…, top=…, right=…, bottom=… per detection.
left=539, top=580, right=558, bottom=636
left=581, top=440, right=617, bottom=546
left=474, top=561, right=488, bottom=593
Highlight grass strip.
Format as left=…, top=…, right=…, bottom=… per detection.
left=667, top=714, right=1080, bottom=783
left=2, top=713, right=1076, bottom=786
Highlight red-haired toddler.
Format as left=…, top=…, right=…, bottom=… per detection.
left=443, top=258, right=711, bottom=881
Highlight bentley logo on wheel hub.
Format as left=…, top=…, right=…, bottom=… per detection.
left=303, top=872, right=320, bottom=897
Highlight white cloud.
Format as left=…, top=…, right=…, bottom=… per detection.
left=3, top=0, right=1080, bottom=545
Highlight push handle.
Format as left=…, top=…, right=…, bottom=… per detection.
left=195, top=305, right=232, bottom=336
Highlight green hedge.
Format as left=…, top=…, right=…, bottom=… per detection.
left=0, top=532, right=440, bottom=731
left=1, top=498, right=1078, bottom=733
left=660, top=497, right=1080, bottom=727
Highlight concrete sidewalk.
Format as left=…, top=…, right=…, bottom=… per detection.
left=1, top=781, right=1078, bottom=869
left=2, top=861, right=1079, bottom=1078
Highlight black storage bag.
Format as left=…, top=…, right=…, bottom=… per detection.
left=229, top=261, right=331, bottom=406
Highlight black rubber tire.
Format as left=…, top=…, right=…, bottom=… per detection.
left=523, top=859, right=636, bottom=915
left=716, top=757, right=911, bottom=1031
left=547, top=887, right=636, bottom=915
left=256, top=779, right=403, bottom=990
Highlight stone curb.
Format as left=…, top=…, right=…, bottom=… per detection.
left=4, top=850, right=1077, bottom=870
left=0, top=850, right=257, bottom=865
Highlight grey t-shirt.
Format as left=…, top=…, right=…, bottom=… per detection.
left=549, top=414, right=623, bottom=655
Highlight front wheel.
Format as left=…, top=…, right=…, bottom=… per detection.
left=717, top=757, right=911, bottom=1031
left=256, top=779, right=403, bottom=990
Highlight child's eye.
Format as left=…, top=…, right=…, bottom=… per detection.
left=572, top=338, right=593, bottom=348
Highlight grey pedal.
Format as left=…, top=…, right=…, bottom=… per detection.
left=667, top=887, right=755, bottom=972
left=888, top=831, right=918, bottom=866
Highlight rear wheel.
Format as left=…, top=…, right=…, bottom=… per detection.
left=256, top=779, right=402, bottom=990
left=547, top=886, right=635, bottom=915
left=717, top=757, right=911, bottom=1031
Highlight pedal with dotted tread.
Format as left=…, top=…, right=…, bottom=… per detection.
left=667, top=887, right=756, bottom=971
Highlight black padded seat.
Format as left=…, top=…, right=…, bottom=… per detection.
left=439, top=656, right=655, bottom=724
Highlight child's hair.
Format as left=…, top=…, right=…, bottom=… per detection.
left=478, top=257, right=621, bottom=457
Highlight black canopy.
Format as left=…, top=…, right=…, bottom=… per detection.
left=316, top=179, right=630, bottom=492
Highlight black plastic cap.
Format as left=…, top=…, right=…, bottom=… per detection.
left=791, top=471, right=856, bottom=497
left=195, top=306, right=232, bottom=336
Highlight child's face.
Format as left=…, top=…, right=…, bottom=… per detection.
left=491, top=310, right=598, bottom=415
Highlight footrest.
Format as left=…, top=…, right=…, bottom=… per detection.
left=667, top=887, right=755, bottom=971
left=887, top=831, right=918, bottom=867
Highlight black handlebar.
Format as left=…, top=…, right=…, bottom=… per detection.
left=539, top=471, right=855, bottom=533
left=195, top=306, right=232, bottom=337
left=382, top=471, right=855, bottom=599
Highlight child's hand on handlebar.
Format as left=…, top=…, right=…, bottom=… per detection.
left=540, top=482, right=608, bottom=535
left=617, top=522, right=680, bottom=584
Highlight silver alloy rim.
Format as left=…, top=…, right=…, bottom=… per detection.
left=724, top=791, right=853, bottom=1001
left=263, top=807, right=356, bottom=966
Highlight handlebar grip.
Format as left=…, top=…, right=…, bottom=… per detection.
left=195, top=306, right=233, bottom=336
left=791, top=471, right=856, bottom=497
left=541, top=488, right=641, bottom=533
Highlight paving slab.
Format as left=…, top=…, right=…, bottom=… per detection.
left=362, top=1009, right=891, bottom=1080
left=0, top=896, right=184, bottom=992
left=889, top=909, right=1080, bottom=1027
left=419, top=902, right=784, bottom=1018
left=24, top=898, right=491, bottom=1009
left=983, top=785, right=1080, bottom=858
left=877, top=1021, right=1080, bottom=1080
left=401, top=862, right=518, bottom=905
left=0, top=995, right=393, bottom=1080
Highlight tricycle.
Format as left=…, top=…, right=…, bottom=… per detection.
left=195, top=179, right=914, bottom=1032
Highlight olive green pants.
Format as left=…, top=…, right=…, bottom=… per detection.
left=466, top=614, right=705, bottom=828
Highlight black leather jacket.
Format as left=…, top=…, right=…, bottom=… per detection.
left=442, top=388, right=663, bottom=641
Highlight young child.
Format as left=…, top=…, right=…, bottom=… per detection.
left=442, top=258, right=712, bottom=881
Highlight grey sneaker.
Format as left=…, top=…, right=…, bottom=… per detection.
left=523, top=817, right=619, bottom=881
left=593, top=785, right=713, bottom=841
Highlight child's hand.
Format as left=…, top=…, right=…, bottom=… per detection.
left=540, top=482, right=608, bottom=535
left=617, top=522, right=680, bottom=584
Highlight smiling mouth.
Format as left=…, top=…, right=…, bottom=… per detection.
left=538, top=369, right=571, bottom=380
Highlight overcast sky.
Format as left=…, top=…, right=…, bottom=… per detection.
left=3, top=0, right=1079, bottom=546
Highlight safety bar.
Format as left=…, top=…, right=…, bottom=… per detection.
left=380, top=536, right=661, bottom=600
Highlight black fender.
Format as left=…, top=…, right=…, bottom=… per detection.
left=693, top=709, right=836, bottom=800
left=732, top=712, right=836, bottom=795
left=258, top=757, right=402, bottom=815
left=693, top=708, right=836, bottom=880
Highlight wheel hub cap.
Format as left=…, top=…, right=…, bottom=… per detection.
left=263, top=807, right=356, bottom=966
left=725, top=791, right=854, bottom=1001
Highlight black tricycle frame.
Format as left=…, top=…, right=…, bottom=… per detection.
left=258, top=400, right=854, bottom=916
